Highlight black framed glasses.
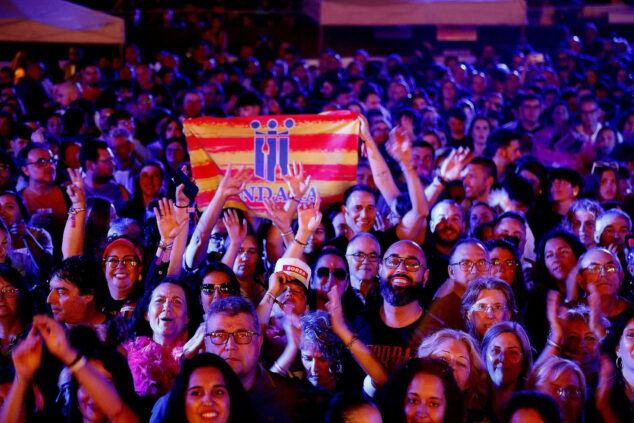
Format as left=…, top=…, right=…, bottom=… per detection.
left=201, top=283, right=236, bottom=296
left=347, top=252, right=380, bottom=263
left=449, top=259, right=491, bottom=273
left=205, top=330, right=259, bottom=345
left=384, top=255, right=422, bottom=272
left=26, top=157, right=57, bottom=167
left=316, top=267, right=347, bottom=280
left=104, top=256, right=139, bottom=269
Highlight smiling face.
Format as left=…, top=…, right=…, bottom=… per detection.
left=0, top=194, right=21, bottom=225
left=344, top=190, right=377, bottom=234
left=185, top=367, right=230, bottom=423
left=617, top=318, right=634, bottom=377
left=404, top=373, right=446, bottom=423
left=103, top=245, right=142, bottom=301
left=145, top=283, right=188, bottom=345
left=430, top=203, right=465, bottom=246
left=0, top=276, right=19, bottom=321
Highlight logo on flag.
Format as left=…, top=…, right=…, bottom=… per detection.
left=184, top=111, right=360, bottom=217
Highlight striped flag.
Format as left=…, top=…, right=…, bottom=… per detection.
left=184, top=111, right=360, bottom=217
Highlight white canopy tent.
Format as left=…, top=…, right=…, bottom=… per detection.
left=0, top=0, right=124, bottom=44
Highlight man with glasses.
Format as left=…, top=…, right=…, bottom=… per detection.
left=18, top=143, right=68, bottom=253
left=345, top=232, right=382, bottom=309
left=428, top=238, right=491, bottom=332
left=575, top=94, right=601, bottom=144
left=204, top=296, right=300, bottom=423
left=352, top=240, right=442, bottom=370
left=80, top=140, right=129, bottom=209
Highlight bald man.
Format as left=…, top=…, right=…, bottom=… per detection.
left=55, top=81, right=82, bottom=110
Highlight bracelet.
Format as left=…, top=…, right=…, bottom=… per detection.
left=67, top=351, right=83, bottom=368
left=345, top=334, right=359, bottom=349
left=272, top=362, right=287, bottom=376
left=68, top=355, right=87, bottom=372
left=288, top=195, right=301, bottom=203
left=293, top=238, right=308, bottom=247
left=68, top=207, right=86, bottom=215
left=159, top=240, right=174, bottom=250
left=434, top=175, right=447, bottom=186
left=546, top=338, right=562, bottom=350
left=174, top=202, right=192, bottom=208
left=266, top=291, right=277, bottom=302
left=281, top=229, right=294, bottom=237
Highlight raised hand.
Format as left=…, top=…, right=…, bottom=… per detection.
left=297, top=193, right=322, bottom=234
left=66, top=168, right=86, bottom=208
left=546, top=290, right=566, bottom=342
left=595, top=354, right=615, bottom=412
left=357, top=113, right=373, bottom=144
left=32, top=315, right=77, bottom=366
left=217, top=164, right=250, bottom=198
left=268, top=271, right=293, bottom=299
left=281, top=303, right=301, bottom=349
left=587, top=283, right=608, bottom=339
left=12, top=326, right=42, bottom=382
left=282, top=161, right=312, bottom=200
left=182, top=323, right=206, bottom=359
left=439, top=147, right=473, bottom=181
left=222, top=208, right=247, bottom=245
left=326, top=284, right=348, bottom=338
left=262, top=197, right=292, bottom=232
left=9, top=220, right=28, bottom=237
left=387, top=126, right=413, bottom=166
left=155, top=198, right=189, bottom=242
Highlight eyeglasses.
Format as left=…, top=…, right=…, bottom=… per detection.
left=491, top=258, right=517, bottom=269
left=383, top=255, right=422, bottom=272
left=347, top=252, right=380, bottom=263
left=551, top=385, right=583, bottom=400
left=201, top=283, right=236, bottom=296
left=0, top=287, right=19, bottom=298
left=26, top=157, right=57, bottom=167
left=205, top=330, right=259, bottom=345
left=471, top=303, right=508, bottom=314
left=316, top=267, right=347, bottom=280
left=450, top=259, right=491, bottom=273
left=582, top=263, right=618, bottom=275
left=104, top=256, right=139, bottom=269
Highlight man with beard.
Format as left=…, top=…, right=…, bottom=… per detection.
left=462, top=157, right=497, bottom=205
left=80, top=141, right=129, bottom=209
left=80, top=61, right=102, bottom=103
left=427, top=238, right=491, bottom=332
left=352, top=240, right=442, bottom=370
left=422, top=199, right=466, bottom=306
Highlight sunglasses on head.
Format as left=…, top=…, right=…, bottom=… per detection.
left=316, top=267, right=347, bottom=280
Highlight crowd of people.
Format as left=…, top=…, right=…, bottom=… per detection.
left=0, top=12, right=633, bottom=423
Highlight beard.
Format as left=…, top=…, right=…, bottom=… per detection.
left=432, top=227, right=460, bottom=246
left=379, top=274, right=421, bottom=307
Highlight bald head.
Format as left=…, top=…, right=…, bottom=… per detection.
left=56, top=81, right=82, bottom=108
left=384, top=240, right=427, bottom=268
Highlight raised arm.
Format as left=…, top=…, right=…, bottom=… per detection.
left=61, top=168, right=87, bottom=259
left=169, top=184, right=192, bottom=277
left=425, top=147, right=473, bottom=206
left=282, top=194, right=321, bottom=260
left=326, top=286, right=388, bottom=387
left=154, top=197, right=190, bottom=276
left=1, top=326, right=41, bottom=423
left=184, top=164, right=250, bottom=269
left=386, top=127, right=429, bottom=243
left=359, top=114, right=400, bottom=205
left=282, top=161, right=312, bottom=219
left=262, top=197, right=294, bottom=249
left=33, top=315, right=140, bottom=423
left=536, top=290, right=566, bottom=365
left=220, top=209, right=248, bottom=268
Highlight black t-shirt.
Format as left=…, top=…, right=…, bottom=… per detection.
left=351, top=306, right=443, bottom=371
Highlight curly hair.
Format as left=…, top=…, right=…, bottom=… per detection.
left=300, top=310, right=346, bottom=377
left=50, top=256, right=110, bottom=313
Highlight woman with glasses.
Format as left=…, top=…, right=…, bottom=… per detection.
left=529, top=357, right=586, bottom=423
left=481, top=322, right=533, bottom=422
left=417, top=329, right=491, bottom=422
left=461, top=276, right=519, bottom=341
left=158, top=353, right=257, bottom=423
left=125, top=277, right=202, bottom=398
left=484, top=239, right=527, bottom=312
left=376, top=357, right=464, bottom=423
left=0, top=264, right=41, bottom=359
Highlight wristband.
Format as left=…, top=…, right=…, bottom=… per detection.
left=272, top=362, right=287, bottom=376
left=67, top=352, right=83, bottom=368
left=159, top=240, right=174, bottom=250
left=68, top=207, right=87, bottom=215
left=288, top=195, right=301, bottom=203
left=546, top=338, right=562, bottom=350
left=435, top=175, right=447, bottom=186
left=293, top=238, right=308, bottom=247
left=175, top=202, right=192, bottom=208
left=68, top=355, right=87, bottom=372
left=281, top=230, right=294, bottom=237
left=345, top=334, right=359, bottom=349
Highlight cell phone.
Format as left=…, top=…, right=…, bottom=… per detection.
left=172, top=170, right=199, bottom=203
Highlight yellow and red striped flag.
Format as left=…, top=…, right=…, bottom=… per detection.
left=184, top=111, right=360, bottom=217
